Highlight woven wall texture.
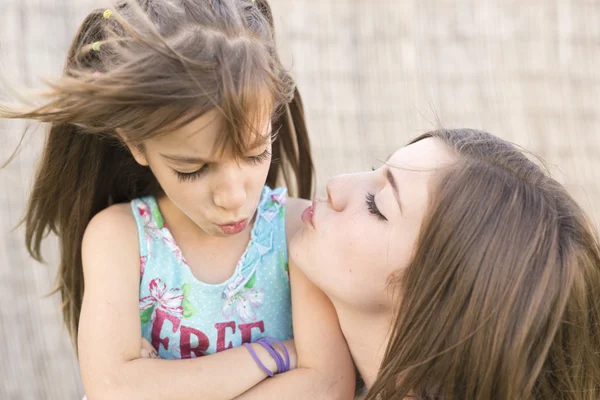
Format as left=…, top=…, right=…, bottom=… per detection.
left=1, top=1, right=598, bottom=398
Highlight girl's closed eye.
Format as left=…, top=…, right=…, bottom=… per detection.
left=244, top=148, right=271, bottom=165
left=174, top=164, right=208, bottom=182
left=366, top=192, right=388, bottom=221
left=173, top=148, right=270, bottom=183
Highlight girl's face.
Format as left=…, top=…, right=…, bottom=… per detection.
left=129, top=109, right=272, bottom=237
left=290, top=138, right=456, bottom=311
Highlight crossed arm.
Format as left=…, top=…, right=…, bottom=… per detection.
left=78, top=203, right=354, bottom=400
left=235, top=260, right=355, bottom=399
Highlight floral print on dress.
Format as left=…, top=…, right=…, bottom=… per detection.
left=140, top=256, right=147, bottom=277
left=279, top=252, right=289, bottom=278
left=137, top=201, right=165, bottom=255
left=270, top=192, right=286, bottom=206
left=139, top=278, right=184, bottom=324
left=222, top=287, right=265, bottom=322
left=137, top=200, right=187, bottom=266
left=262, top=192, right=286, bottom=222
left=181, top=283, right=197, bottom=319
left=163, top=235, right=187, bottom=266
left=222, top=272, right=265, bottom=322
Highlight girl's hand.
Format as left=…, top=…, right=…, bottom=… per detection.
left=140, top=338, right=159, bottom=359
left=138, top=336, right=294, bottom=368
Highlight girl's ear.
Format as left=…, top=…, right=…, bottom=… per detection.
left=116, top=128, right=149, bottom=166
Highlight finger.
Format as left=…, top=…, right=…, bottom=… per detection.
left=140, top=348, right=151, bottom=359
left=141, top=338, right=154, bottom=348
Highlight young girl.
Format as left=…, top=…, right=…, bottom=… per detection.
left=1, top=1, right=354, bottom=399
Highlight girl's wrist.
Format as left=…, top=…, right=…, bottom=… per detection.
left=248, top=342, right=278, bottom=376
left=269, top=341, right=289, bottom=368
left=245, top=338, right=291, bottom=377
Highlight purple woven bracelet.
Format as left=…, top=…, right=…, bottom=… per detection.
left=243, top=342, right=274, bottom=377
left=244, top=337, right=291, bottom=377
left=256, top=338, right=284, bottom=373
left=259, top=337, right=290, bottom=373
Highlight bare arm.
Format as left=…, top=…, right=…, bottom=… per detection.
left=235, top=198, right=356, bottom=400
left=78, top=205, right=288, bottom=400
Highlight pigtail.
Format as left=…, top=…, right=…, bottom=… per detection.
left=27, top=126, right=158, bottom=346
left=23, top=9, right=159, bottom=347
left=254, top=0, right=315, bottom=199
left=268, top=87, right=315, bottom=199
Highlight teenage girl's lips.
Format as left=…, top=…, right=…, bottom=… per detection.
left=301, top=201, right=316, bottom=228
left=218, top=219, right=248, bottom=235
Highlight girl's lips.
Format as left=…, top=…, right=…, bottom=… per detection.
left=301, top=201, right=316, bottom=227
left=219, top=219, right=248, bottom=235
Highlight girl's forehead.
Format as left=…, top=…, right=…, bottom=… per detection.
left=389, top=138, right=456, bottom=171
left=170, top=109, right=225, bottom=142
left=147, top=109, right=271, bottom=158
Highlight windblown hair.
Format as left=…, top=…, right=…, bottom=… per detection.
left=368, top=129, right=600, bottom=399
left=0, top=0, right=314, bottom=346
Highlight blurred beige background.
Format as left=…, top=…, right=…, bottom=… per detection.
left=1, top=0, right=598, bottom=399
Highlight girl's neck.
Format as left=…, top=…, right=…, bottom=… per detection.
left=333, top=302, right=393, bottom=389
left=154, top=194, right=258, bottom=284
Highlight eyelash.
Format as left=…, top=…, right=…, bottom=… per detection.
left=366, top=192, right=387, bottom=221
left=244, top=149, right=272, bottom=165
left=175, top=165, right=208, bottom=182
left=174, top=149, right=272, bottom=183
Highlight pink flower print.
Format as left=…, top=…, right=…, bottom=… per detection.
left=140, top=256, right=147, bottom=277
left=163, top=235, right=187, bottom=265
left=263, top=193, right=286, bottom=222
left=222, top=287, right=265, bottom=322
left=137, top=202, right=160, bottom=231
left=223, top=273, right=246, bottom=299
left=139, top=279, right=184, bottom=321
left=137, top=202, right=164, bottom=254
left=137, top=201, right=186, bottom=265
left=270, top=192, right=286, bottom=206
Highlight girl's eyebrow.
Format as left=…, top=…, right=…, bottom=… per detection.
left=160, top=154, right=209, bottom=164
left=161, top=128, right=274, bottom=165
left=160, top=139, right=272, bottom=164
left=385, top=167, right=403, bottom=214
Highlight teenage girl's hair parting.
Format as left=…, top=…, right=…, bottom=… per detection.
left=0, top=0, right=315, bottom=348
left=367, top=129, right=600, bottom=399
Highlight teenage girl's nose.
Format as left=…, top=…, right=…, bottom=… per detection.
left=213, top=165, right=247, bottom=211
left=326, top=174, right=354, bottom=212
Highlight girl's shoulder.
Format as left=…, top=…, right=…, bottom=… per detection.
left=82, top=202, right=139, bottom=265
left=86, top=202, right=137, bottom=234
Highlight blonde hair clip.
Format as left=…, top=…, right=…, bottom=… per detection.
left=92, top=42, right=102, bottom=52
left=103, top=9, right=112, bottom=19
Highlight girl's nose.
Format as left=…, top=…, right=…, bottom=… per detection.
left=213, top=165, right=247, bottom=211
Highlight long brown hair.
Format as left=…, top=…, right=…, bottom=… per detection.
left=0, top=0, right=314, bottom=346
left=368, top=129, right=600, bottom=399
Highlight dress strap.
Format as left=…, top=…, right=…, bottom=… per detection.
left=130, top=196, right=160, bottom=276
left=222, top=186, right=288, bottom=299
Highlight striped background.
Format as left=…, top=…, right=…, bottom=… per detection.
left=1, top=1, right=598, bottom=398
